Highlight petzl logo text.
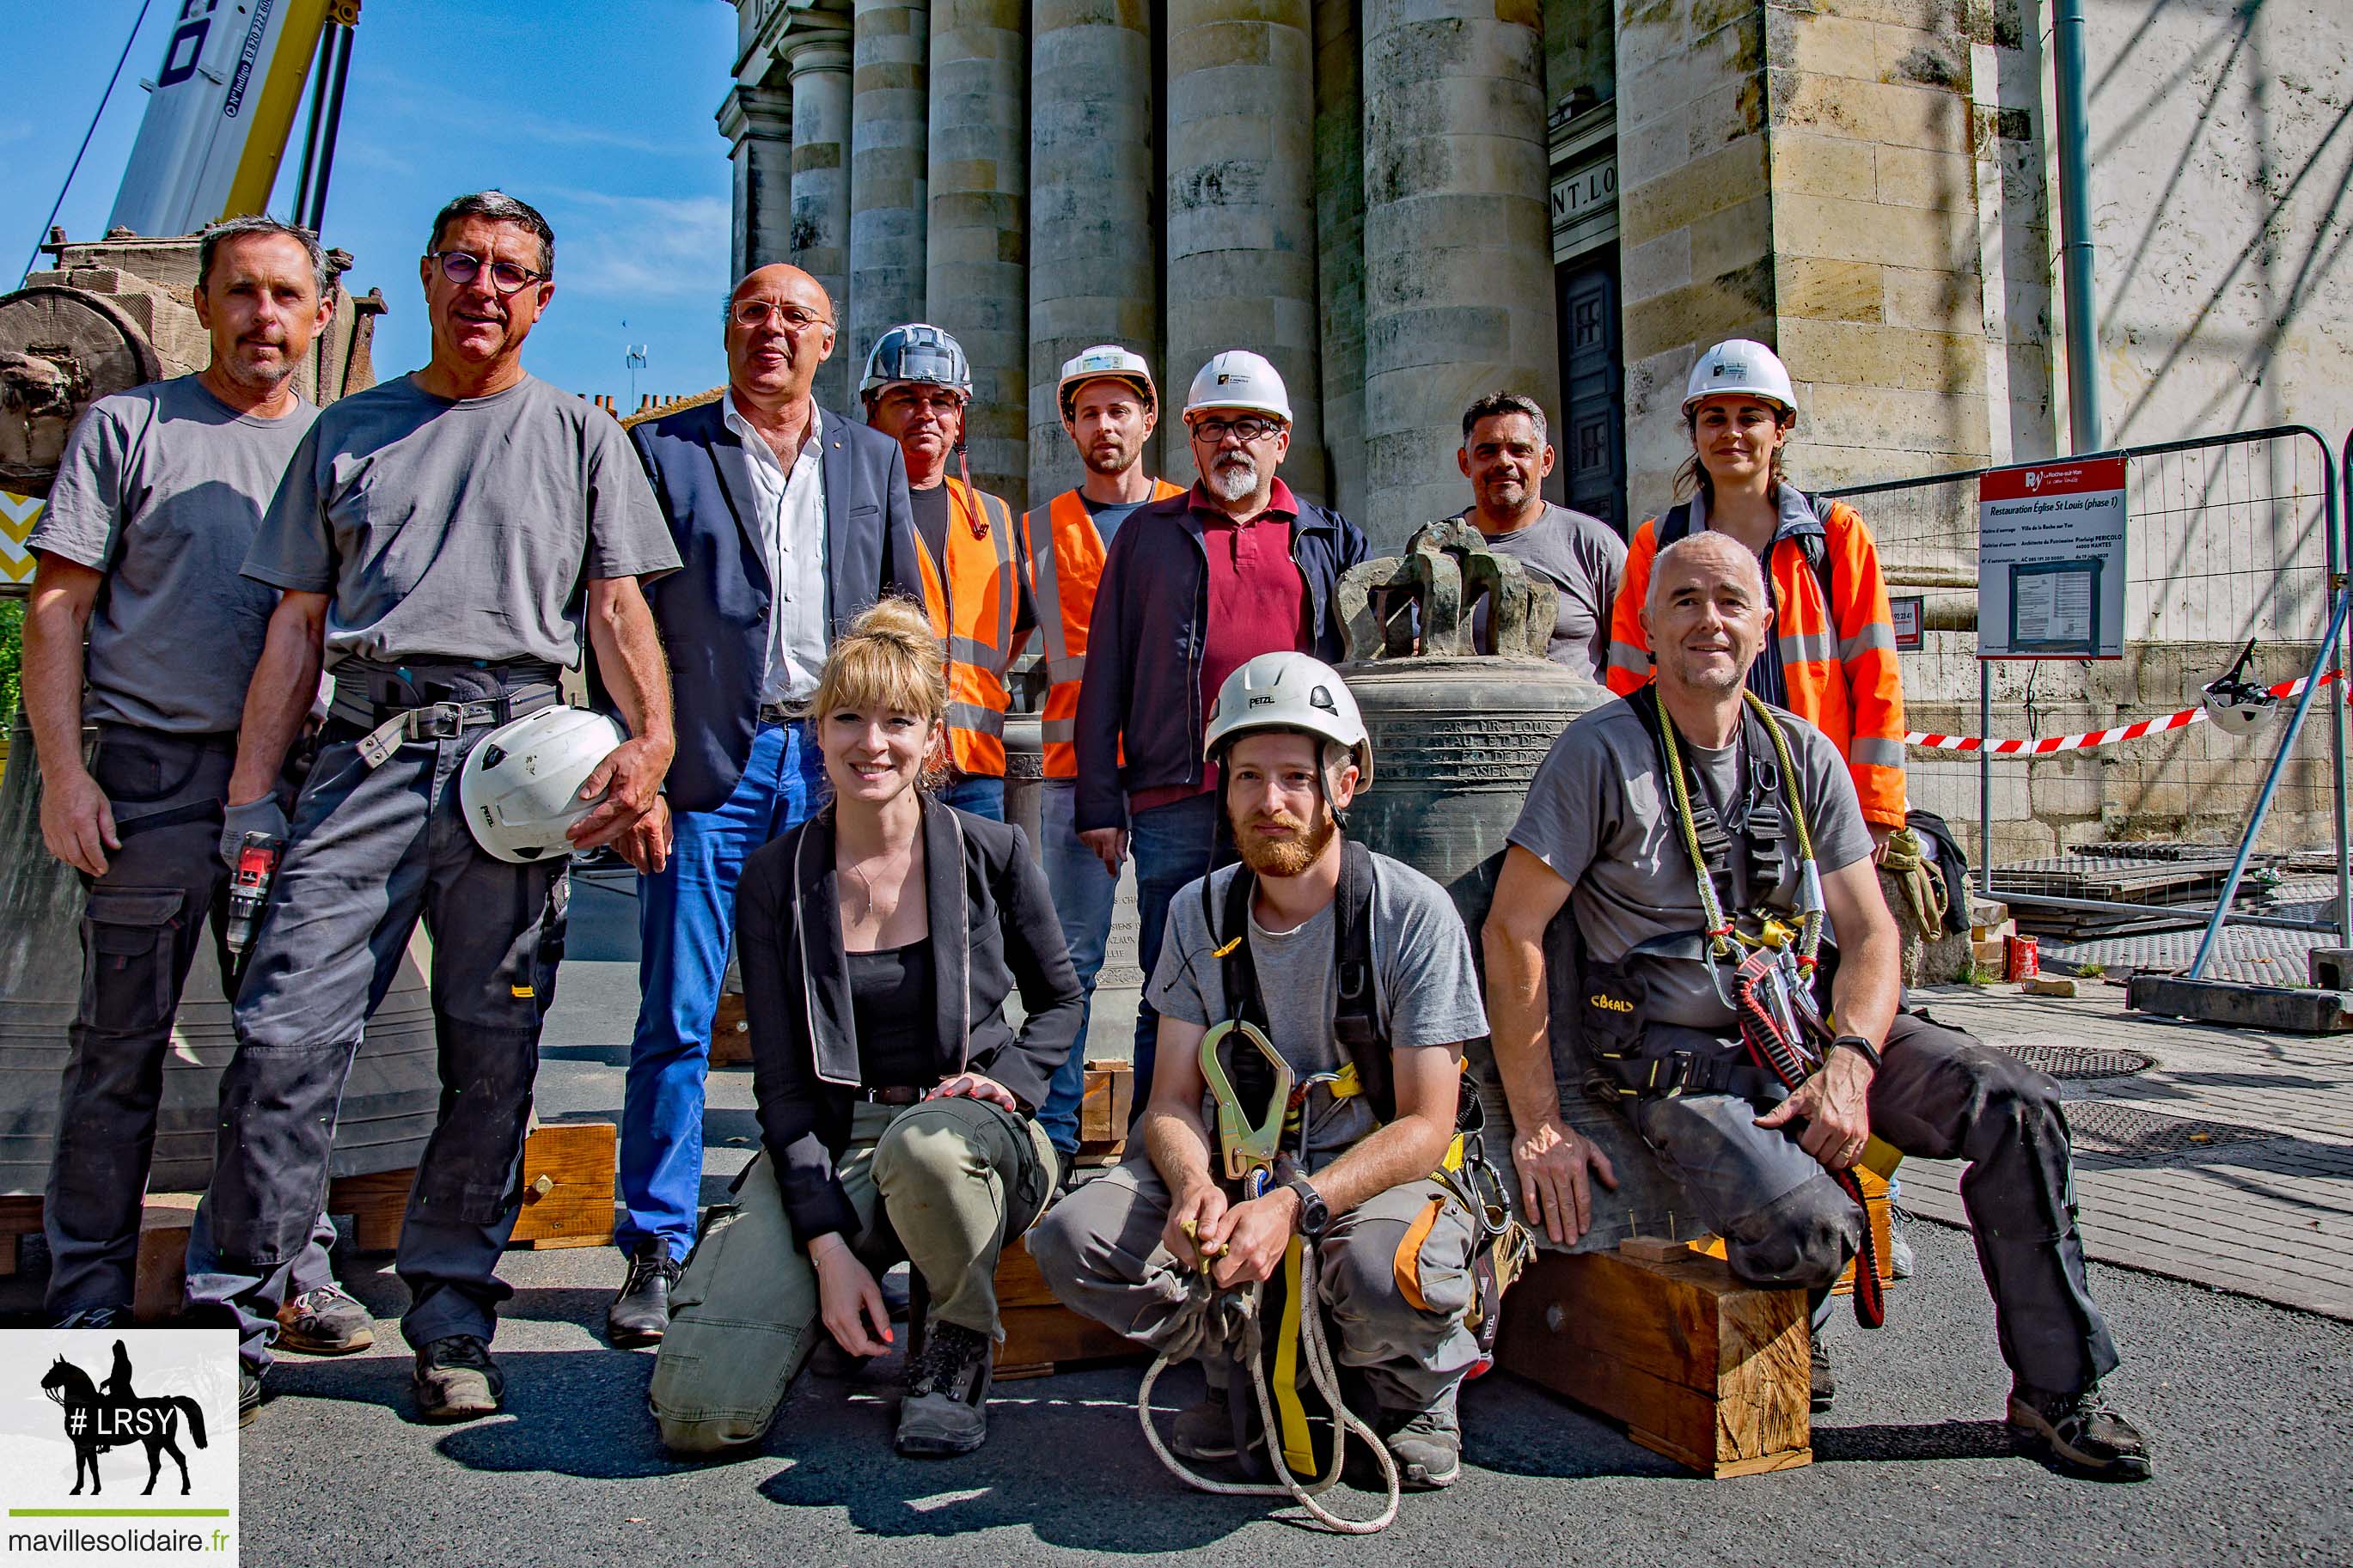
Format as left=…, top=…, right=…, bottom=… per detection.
left=3, top=1329, right=239, bottom=1563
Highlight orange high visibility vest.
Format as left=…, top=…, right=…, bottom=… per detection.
left=1604, top=497, right=1909, bottom=828
left=1021, top=480, right=1186, bottom=778
left=912, top=476, right=1022, bottom=777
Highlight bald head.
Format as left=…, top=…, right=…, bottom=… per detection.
left=1642, top=529, right=1771, bottom=700
left=725, top=265, right=835, bottom=409
left=1646, top=530, right=1764, bottom=617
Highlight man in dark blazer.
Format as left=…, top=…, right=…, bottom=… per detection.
left=608, top=263, right=920, bottom=1344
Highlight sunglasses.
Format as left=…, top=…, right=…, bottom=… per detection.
left=426, top=250, right=546, bottom=295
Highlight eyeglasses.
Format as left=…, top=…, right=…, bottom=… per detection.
left=427, top=250, right=546, bottom=295
left=1189, top=415, right=1282, bottom=443
left=731, top=299, right=833, bottom=333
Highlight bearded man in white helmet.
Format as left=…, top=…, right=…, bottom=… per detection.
left=1071, top=351, right=1368, bottom=1113
left=1034, top=652, right=1490, bottom=1492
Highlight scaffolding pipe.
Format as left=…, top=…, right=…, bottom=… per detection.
left=2052, top=0, right=2102, bottom=454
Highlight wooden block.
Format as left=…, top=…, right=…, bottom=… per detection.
left=133, top=1193, right=200, bottom=1323
left=1075, top=1060, right=1133, bottom=1163
left=2024, top=975, right=2077, bottom=998
left=1496, top=1247, right=1812, bottom=1478
left=709, top=990, right=753, bottom=1067
left=326, top=1168, right=414, bottom=1254
left=990, top=1238, right=1146, bottom=1381
left=508, top=1122, right=617, bottom=1249
left=1971, top=937, right=2009, bottom=966
left=1618, top=1235, right=1702, bottom=1263
left=0, top=1194, right=42, bottom=1278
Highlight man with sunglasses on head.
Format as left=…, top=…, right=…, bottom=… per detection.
left=186, top=191, right=681, bottom=1425
left=1073, top=351, right=1367, bottom=1110
left=605, top=265, right=920, bottom=1346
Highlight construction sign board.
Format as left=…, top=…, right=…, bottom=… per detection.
left=1977, top=457, right=2127, bottom=659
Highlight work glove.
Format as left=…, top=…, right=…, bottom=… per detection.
left=219, top=796, right=290, bottom=869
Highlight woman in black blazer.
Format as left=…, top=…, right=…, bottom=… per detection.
left=647, top=598, right=1081, bottom=1459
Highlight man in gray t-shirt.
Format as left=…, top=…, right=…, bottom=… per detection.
left=21, top=217, right=364, bottom=1342
left=1453, top=393, right=1624, bottom=679
left=1033, top=653, right=1494, bottom=1494
left=187, top=192, right=684, bottom=1428
left=1482, top=532, right=2148, bottom=1479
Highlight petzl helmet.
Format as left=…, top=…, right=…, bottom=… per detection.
left=861, top=322, right=972, bottom=400
left=1057, top=344, right=1157, bottom=419
left=1204, top=651, right=1373, bottom=790
left=460, top=705, right=628, bottom=863
left=1183, top=349, right=1293, bottom=424
left=1683, top=339, right=1798, bottom=418
left=2203, top=639, right=2279, bottom=738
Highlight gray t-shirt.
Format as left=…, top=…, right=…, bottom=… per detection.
left=1147, top=852, right=1489, bottom=1166
left=1507, top=697, right=1874, bottom=1030
left=31, top=376, right=316, bottom=734
left=1458, top=503, right=1626, bottom=680
left=242, top=372, right=676, bottom=670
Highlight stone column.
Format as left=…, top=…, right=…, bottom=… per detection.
left=718, top=82, right=794, bottom=281
left=785, top=25, right=855, bottom=411
left=1027, top=0, right=1158, bottom=507
left=926, top=0, right=1030, bottom=510
left=1359, top=0, right=1559, bottom=550
left=1163, top=0, right=1325, bottom=499
left=849, top=0, right=931, bottom=391
left=1312, top=0, right=1367, bottom=523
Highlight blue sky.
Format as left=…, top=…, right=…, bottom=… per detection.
left=4, top=0, right=738, bottom=405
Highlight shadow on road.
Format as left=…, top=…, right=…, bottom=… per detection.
left=1811, top=1419, right=2014, bottom=1463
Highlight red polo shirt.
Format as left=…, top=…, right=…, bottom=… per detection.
left=1129, top=479, right=1309, bottom=815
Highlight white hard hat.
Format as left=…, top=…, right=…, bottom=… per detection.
left=1058, top=344, right=1156, bottom=418
left=2203, top=647, right=2280, bottom=739
left=460, top=705, right=629, bottom=863
left=1183, top=350, right=1292, bottom=424
left=861, top=321, right=972, bottom=400
left=1683, top=339, right=1798, bottom=418
left=1204, top=652, right=1373, bottom=790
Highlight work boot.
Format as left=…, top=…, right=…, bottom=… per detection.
left=895, top=1321, right=993, bottom=1457
left=606, top=1237, right=681, bottom=1346
left=1170, top=1389, right=1263, bottom=1462
left=1810, top=1336, right=1836, bottom=1412
left=53, top=1305, right=128, bottom=1330
left=276, top=1284, right=375, bottom=1355
left=1377, top=1392, right=1463, bottom=1491
left=238, top=1369, right=267, bottom=1429
left=2008, top=1382, right=2153, bottom=1481
left=412, top=1334, right=505, bottom=1423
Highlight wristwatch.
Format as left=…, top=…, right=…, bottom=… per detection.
left=1281, top=1172, right=1331, bottom=1241
left=1830, top=1034, right=1883, bottom=1070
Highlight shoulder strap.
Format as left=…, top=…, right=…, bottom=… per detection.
left=1795, top=493, right=1837, bottom=614
left=1332, top=839, right=1392, bottom=1122
left=1657, top=501, right=1696, bottom=549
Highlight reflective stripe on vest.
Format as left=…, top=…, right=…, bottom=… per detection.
left=1022, top=479, right=1185, bottom=779
left=914, top=478, right=1020, bottom=777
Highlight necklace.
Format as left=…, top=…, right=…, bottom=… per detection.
left=842, top=842, right=913, bottom=928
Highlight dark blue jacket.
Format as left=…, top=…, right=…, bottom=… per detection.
left=628, top=398, right=920, bottom=814
left=1073, top=486, right=1369, bottom=833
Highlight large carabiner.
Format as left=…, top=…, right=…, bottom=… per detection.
left=1200, top=1020, right=1294, bottom=1186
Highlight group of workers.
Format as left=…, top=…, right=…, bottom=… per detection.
left=22, top=188, right=2150, bottom=1514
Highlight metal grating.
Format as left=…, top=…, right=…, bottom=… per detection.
left=2000, top=1045, right=2156, bottom=1080
left=2065, top=1101, right=2289, bottom=1160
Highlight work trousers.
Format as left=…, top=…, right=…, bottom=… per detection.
left=186, top=686, right=565, bottom=1373
left=44, top=725, right=337, bottom=1315
left=936, top=773, right=1006, bottom=821
left=624, top=718, right=825, bottom=1260
left=1028, top=1154, right=1482, bottom=1414
left=1125, top=793, right=1221, bottom=1120
left=1631, top=1010, right=2120, bottom=1394
left=1036, top=780, right=1115, bottom=1155
left=650, top=1095, right=1057, bottom=1453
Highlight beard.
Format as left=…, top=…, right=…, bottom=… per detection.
left=1083, top=440, right=1134, bottom=477
left=1235, top=806, right=1339, bottom=879
left=1205, top=454, right=1259, bottom=503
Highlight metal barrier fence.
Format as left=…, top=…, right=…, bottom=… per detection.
left=1824, top=425, right=2350, bottom=974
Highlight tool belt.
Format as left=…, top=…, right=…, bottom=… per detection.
left=1580, top=954, right=1789, bottom=1105
left=326, top=658, right=562, bottom=767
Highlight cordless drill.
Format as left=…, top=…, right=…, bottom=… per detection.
left=224, top=832, right=284, bottom=972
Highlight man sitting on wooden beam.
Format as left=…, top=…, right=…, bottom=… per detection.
left=1482, top=531, right=2151, bottom=1483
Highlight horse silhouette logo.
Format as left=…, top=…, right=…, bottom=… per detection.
left=38, top=1340, right=209, bottom=1496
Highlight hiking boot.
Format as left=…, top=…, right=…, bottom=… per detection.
left=412, top=1334, right=505, bottom=1423
left=1810, top=1336, right=1836, bottom=1412
left=895, top=1321, right=993, bottom=1457
left=276, top=1284, right=375, bottom=1355
left=53, top=1304, right=128, bottom=1331
left=2008, top=1382, right=2153, bottom=1481
left=1377, top=1394, right=1463, bottom=1491
left=1170, top=1389, right=1263, bottom=1462
left=238, top=1369, right=267, bottom=1429
left=606, top=1237, right=681, bottom=1346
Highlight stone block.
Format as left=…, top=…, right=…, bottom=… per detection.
left=1882, top=264, right=1981, bottom=333
left=1622, top=227, right=1696, bottom=304
left=1774, top=130, right=1877, bottom=198
left=1618, top=137, right=1771, bottom=242
left=1876, top=143, right=1977, bottom=210
left=1623, top=256, right=1775, bottom=362
left=1775, top=190, right=1977, bottom=272
left=1771, top=8, right=1880, bottom=82
left=1780, top=255, right=1885, bottom=321
left=1690, top=192, right=1775, bottom=278
left=1619, top=104, right=1696, bottom=188
left=1773, top=70, right=1968, bottom=153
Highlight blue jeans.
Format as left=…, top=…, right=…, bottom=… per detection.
left=1127, top=791, right=1221, bottom=1121
left=937, top=773, right=1005, bottom=821
left=1036, top=780, right=1117, bottom=1154
left=623, top=720, right=826, bottom=1260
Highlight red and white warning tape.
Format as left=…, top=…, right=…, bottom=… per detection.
left=1904, top=671, right=2344, bottom=753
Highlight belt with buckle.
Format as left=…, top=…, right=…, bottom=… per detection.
left=347, top=685, right=559, bottom=770
left=757, top=700, right=807, bottom=727
left=858, top=1086, right=924, bottom=1106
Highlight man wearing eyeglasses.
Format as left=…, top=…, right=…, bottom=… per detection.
left=604, top=264, right=920, bottom=1346
left=186, top=191, right=681, bottom=1425
left=1072, top=350, right=1368, bottom=1108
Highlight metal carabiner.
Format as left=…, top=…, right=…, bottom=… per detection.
left=1200, top=1020, right=1294, bottom=1187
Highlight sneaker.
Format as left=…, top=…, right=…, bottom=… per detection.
left=276, top=1284, right=375, bottom=1355
left=2008, top=1382, right=2153, bottom=1481
left=606, top=1237, right=681, bottom=1347
left=1170, top=1390, right=1263, bottom=1462
left=1377, top=1393, right=1463, bottom=1491
left=894, top=1321, right=993, bottom=1457
left=53, top=1305, right=128, bottom=1331
left=238, top=1369, right=267, bottom=1428
left=412, top=1334, right=505, bottom=1423
left=1810, top=1336, right=1836, bottom=1412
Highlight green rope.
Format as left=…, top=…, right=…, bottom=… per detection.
left=1655, top=689, right=1824, bottom=969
